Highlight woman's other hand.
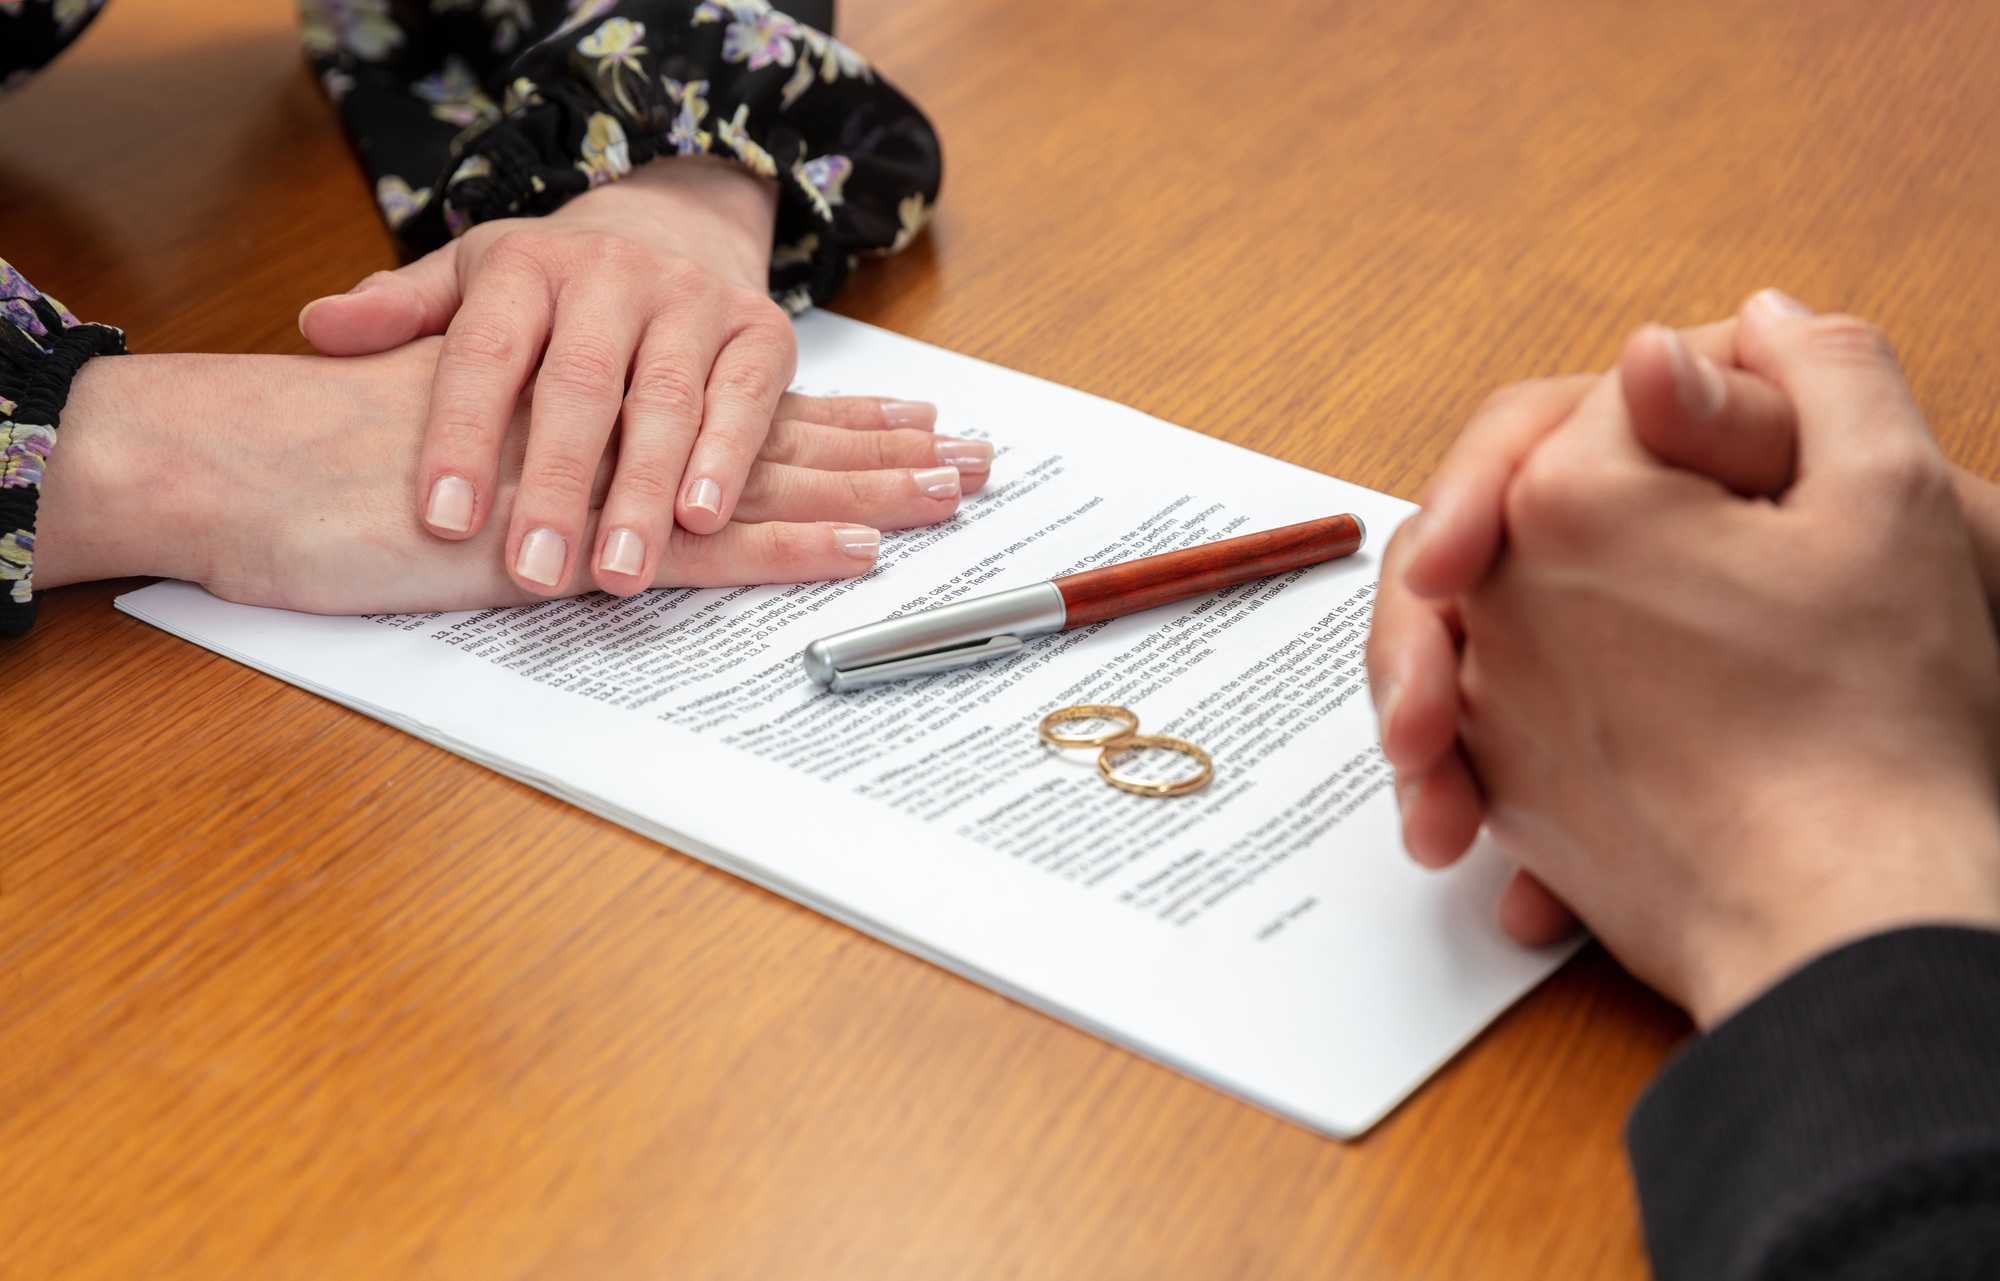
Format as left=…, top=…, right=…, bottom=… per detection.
left=33, top=338, right=988, bottom=615
left=297, top=157, right=902, bottom=599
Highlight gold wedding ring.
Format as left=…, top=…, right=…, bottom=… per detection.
left=1098, top=734, right=1213, bottom=798
left=1038, top=703, right=1142, bottom=748
left=1037, top=704, right=1213, bottom=798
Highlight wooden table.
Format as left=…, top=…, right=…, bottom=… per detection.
left=6, top=1, right=1997, bottom=1275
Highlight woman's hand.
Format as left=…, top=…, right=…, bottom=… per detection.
left=34, top=338, right=988, bottom=615
left=297, top=156, right=900, bottom=599
left=1452, top=293, right=2000, bottom=1024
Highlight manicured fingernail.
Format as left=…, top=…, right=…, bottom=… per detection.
left=913, top=466, right=961, bottom=499
left=834, top=525, right=881, bottom=560
left=882, top=400, right=936, bottom=430
left=598, top=527, right=644, bottom=577
left=425, top=474, right=475, bottom=533
left=1752, top=288, right=1814, bottom=318
left=934, top=437, right=993, bottom=470
left=683, top=477, right=723, bottom=516
left=516, top=526, right=567, bottom=587
left=1657, top=326, right=1726, bottom=419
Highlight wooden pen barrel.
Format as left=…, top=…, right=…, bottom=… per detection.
left=1053, top=513, right=1366, bottom=628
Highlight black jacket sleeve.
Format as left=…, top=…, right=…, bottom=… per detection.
left=1627, top=926, right=2000, bottom=1281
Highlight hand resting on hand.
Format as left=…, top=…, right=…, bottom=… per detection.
left=33, top=337, right=981, bottom=616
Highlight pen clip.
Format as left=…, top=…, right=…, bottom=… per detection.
left=827, top=634, right=1026, bottom=693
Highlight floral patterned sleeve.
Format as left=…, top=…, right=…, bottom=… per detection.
left=0, top=263, right=128, bottom=635
left=305, top=0, right=940, bottom=312
left=0, top=0, right=110, bottom=96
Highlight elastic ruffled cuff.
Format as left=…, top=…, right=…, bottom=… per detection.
left=0, top=267, right=128, bottom=636
left=400, top=2, right=941, bottom=314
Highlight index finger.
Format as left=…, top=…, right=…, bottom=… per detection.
left=1402, top=374, right=1600, bottom=598
left=418, top=251, right=553, bottom=540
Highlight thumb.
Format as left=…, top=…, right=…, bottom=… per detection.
left=1732, top=289, right=1936, bottom=494
left=1619, top=322, right=1797, bottom=499
left=298, top=246, right=463, bottom=356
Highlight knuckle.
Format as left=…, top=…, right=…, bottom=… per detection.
left=522, top=449, right=598, bottom=501
left=610, top=457, right=679, bottom=508
left=843, top=469, right=880, bottom=510
left=427, top=407, right=498, bottom=455
left=444, top=314, right=522, bottom=368
left=1802, top=314, right=1897, bottom=366
left=1505, top=444, right=1598, bottom=546
left=870, top=430, right=908, bottom=469
left=1475, top=380, right=1548, bottom=418
left=714, top=356, right=784, bottom=409
left=483, top=229, right=550, bottom=273
left=542, top=334, right=627, bottom=396
left=625, top=360, right=705, bottom=425
left=1859, top=438, right=1949, bottom=505
left=758, top=521, right=817, bottom=565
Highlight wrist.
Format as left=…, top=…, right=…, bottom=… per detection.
left=560, top=155, right=778, bottom=293
left=36, top=353, right=232, bottom=590
left=1686, top=789, right=2000, bottom=1026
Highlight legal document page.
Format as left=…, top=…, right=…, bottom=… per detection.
left=119, top=312, right=1574, bottom=1137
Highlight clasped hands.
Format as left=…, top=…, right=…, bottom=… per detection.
left=1368, top=289, right=2000, bottom=1027
left=37, top=156, right=988, bottom=607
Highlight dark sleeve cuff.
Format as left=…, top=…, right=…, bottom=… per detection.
left=1, top=262, right=128, bottom=636
left=402, top=1, right=941, bottom=313
left=1627, top=925, right=2000, bottom=1281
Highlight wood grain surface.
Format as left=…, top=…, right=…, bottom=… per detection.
left=5, top=1, right=1998, bottom=1276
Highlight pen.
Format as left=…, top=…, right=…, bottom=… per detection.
left=802, top=513, right=1367, bottom=691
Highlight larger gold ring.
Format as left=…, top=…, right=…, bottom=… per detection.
left=1097, top=734, right=1213, bottom=798
left=1038, top=703, right=1141, bottom=748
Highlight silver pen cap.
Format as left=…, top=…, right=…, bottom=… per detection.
left=803, top=581, right=1067, bottom=692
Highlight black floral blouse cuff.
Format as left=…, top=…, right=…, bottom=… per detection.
left=0, top=261, right=128, bottom=636
left=318, top=0, right=942, bottom=314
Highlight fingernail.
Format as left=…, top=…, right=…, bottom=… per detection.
left=834, top=525, right=881, bottom=560
left=1401, top=508, right=1435, bottom=560
left=683, top=476, right=723, bottom=516
left=1373, top=677, right=1403, bottom=738
left=1688, top=354, right=1727, bottom=418
left=425, top=474, right=475, bottom=533
left=934, top=437, right=993, bottom=470
left=1395, top=772, right=1421, bottom=817
left=1752, top=288, right=1814, bottom=318
left=296, top=297, right=329, bottom=335
left=913, top=466, right=961, bottom=499
left=516, top=526, right=567, bottom=587
left=1658, top=326, right=1726, bottom=419
left=882, top=400, right=936, bottom=430
left=598, top=527, right=645, bottom=577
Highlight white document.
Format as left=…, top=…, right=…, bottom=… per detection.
left=118, top=312, right=1573, bottom=1138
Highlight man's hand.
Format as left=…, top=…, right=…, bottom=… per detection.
left=1367, top=313, right=1797, bottom=940
left=1452, top=292, right=2000, bottom=1024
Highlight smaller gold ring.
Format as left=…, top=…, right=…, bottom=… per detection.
left=1038, top=703, right=1142, bottom=749
left=1098, top=734, right=1213, bottom=798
